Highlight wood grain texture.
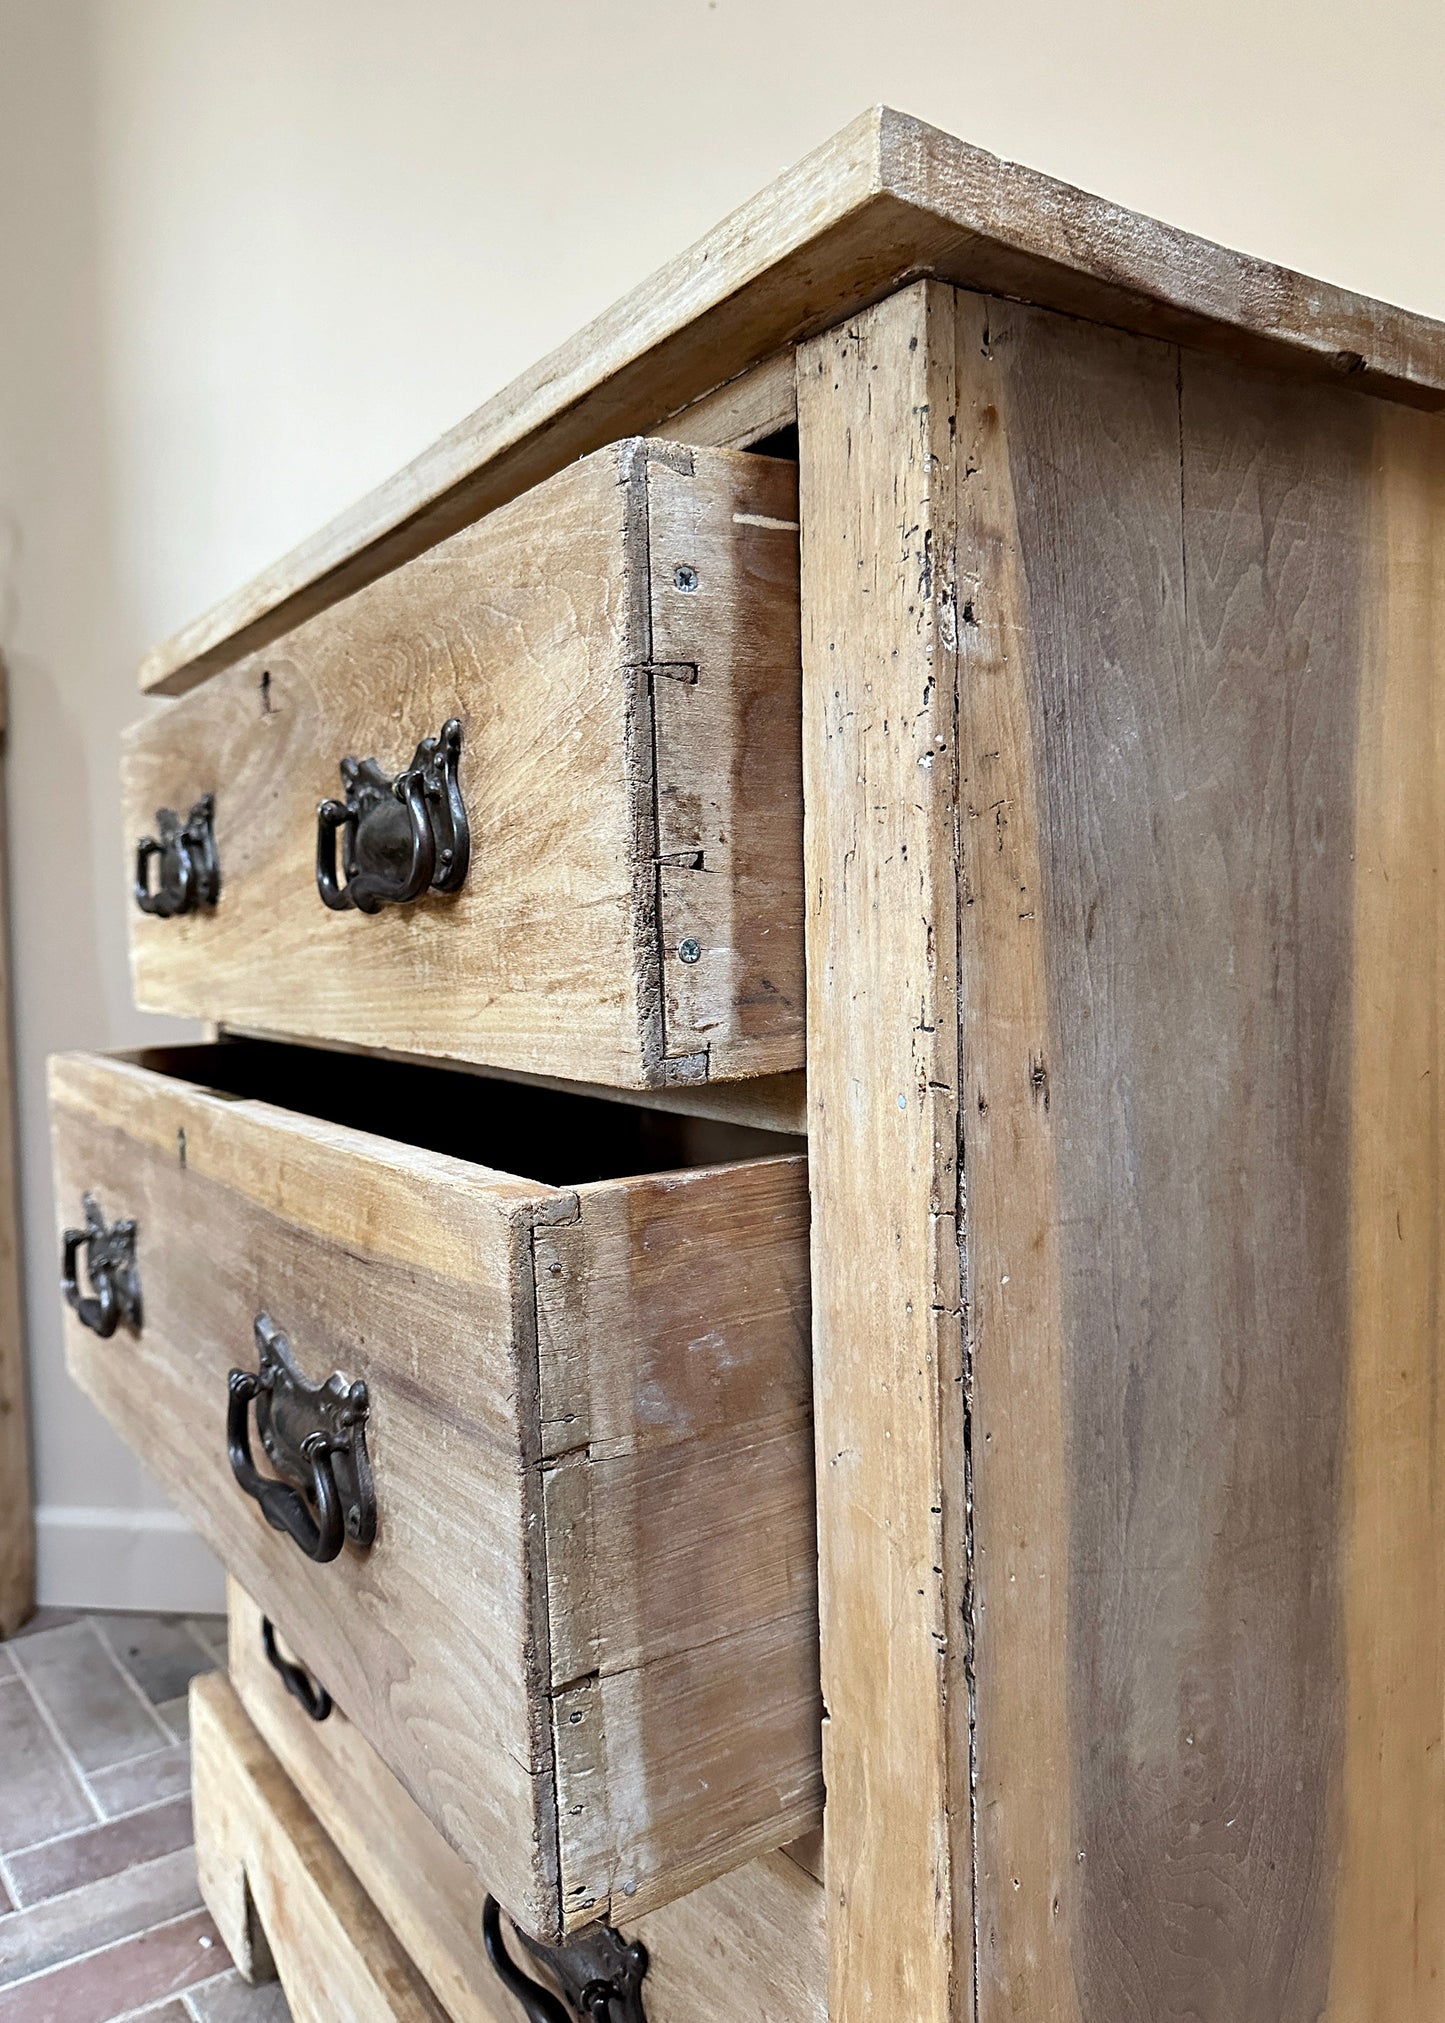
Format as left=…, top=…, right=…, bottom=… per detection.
left=0, top=662, right=33, bottom=1636
left=230, top=1580, right=827, bottom=2023
left=635, top=1841, right=827, bottom=2023
left=948, top=290, right=1074, bottom=2023
left=946, top=293, right=1445, bottom=2020
left=797, top=283, right=971, bottom=2023
left=191, top=1671, right=457, bottom=2023
left=49, top=1043, right=816, bottom=1940
left=534, top=1160, right=820, bottom=1923
left=226, top=1589, right=511, bottom=2023
left=1325, top=399, right=1445, bottom=2018
left=647, top=348, right=797, bottom=452
left=648, top=453, right=804, bottom=1064
left=800, top=277, right=1445, bottom=2021
left=52, top=1045, right=553, bottom=1932
left=125, top=439, right=803, bottom=1090
left=138, top=105, right=1445, bottom=699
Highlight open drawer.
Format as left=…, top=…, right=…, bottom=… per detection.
left=49, top=1040, right=820, bottom=1939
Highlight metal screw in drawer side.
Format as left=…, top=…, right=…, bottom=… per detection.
left=482, top=1895, right=649, bottom=2021
left=677, top=937, right=702, bottom=964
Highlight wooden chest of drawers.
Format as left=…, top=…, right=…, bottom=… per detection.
left=42, top=101, right=1445, bottom=2023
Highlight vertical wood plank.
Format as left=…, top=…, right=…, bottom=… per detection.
left=1326, top=400, right=1445, bottom=2016
left=798, top=282, right=972, bottom=2023
left=949, top=294, right=1081, bottom=2023
left=801, top=280, right=1445, bottom=2021
left=948, top=292, right=1445, bottom=2021
left=958, top=298, right=1375, bottom=2020
left=0, top=659, right=34, bottom=1637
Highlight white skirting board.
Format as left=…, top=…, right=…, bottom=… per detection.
left=35, top=1504, right=226, bottom=1613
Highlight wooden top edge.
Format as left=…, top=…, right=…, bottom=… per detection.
left=141, top=104, right=1445, bottom=695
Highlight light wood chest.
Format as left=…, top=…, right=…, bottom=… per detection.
left=42, top=101, right=1445, bottom=2023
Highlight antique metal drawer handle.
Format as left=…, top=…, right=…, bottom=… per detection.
left=227, top=1315, right=375, bottom=1565
left=261, top=1616, right=333, bottom=1722
left=134, top=794, right=220, bottom=916
left=482, top=1896, right=649, bottom=2022
left=61, top=1193, right=142, bottom=1337
left=315, top=718, right=469, bottom=914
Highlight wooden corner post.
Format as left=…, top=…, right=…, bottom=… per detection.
left=799, top=282, right=973, bottom=2023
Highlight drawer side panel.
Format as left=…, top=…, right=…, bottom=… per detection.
left=537, top=1155, right=822, bottom=1930
left=648, top=447, right=805, bottom=1078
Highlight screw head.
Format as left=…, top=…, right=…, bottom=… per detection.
left=673, top=564, right=699, bottom=592
left=677, top=937, right=702, bottom=964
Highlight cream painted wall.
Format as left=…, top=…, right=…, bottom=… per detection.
left=2, top=0, right=1443, bottom=1609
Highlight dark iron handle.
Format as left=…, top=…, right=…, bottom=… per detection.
left=61, top=1225, right=121, bottom=1336
left=261, top=1616, right=333, bottom=1722
left=315, top=718, right=467, bottom=915
left=134, top=795, right=219, bottom=917
left=482, top=1896, right=648, bottom=2022
left=60, top=1195, right=141, bottom=1337
left=227, top=1370, right=346, bottom=1563
left=483, top=1899, right=576, bottom=2023
left=316, top=770, right=435, bottom=914
left=134, top=833, right=194, bottom=916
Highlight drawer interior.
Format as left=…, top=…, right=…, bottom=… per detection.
left=123, top=1039, right=804, bottom=1184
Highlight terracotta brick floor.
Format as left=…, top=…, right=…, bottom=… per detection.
left=0, top=1610, right=289, bottom=2022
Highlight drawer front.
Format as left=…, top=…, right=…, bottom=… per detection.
left=226, top=1582, right=828, bottom=2023
left=50, top=1044, right=819, bottom=1941
left=123, top=438, right=803, bottom=1091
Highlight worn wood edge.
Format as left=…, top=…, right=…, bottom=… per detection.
left=47, top=1047, right=556, bottom=1219
left=538, top=1152, right=819, bottom=1936
left=947, top=292, right=1076, bottom=2021
left=140, top=104, right=1445, bottom=697
left=0, top=670, right=34, bottom=1637
left=191, top=1671, right=453, bottom=2023
left=216, top=1026, right=808, bottom=1135
left=798, top=287, right=971, bottom=2023
left=647, top=347, right=798, bottom=450
left=515, top=1195, right=569, bottom=1942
